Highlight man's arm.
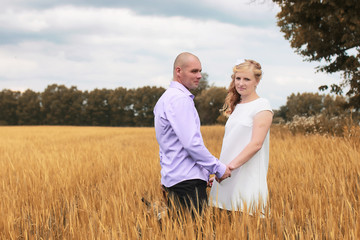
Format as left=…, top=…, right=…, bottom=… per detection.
left=166, top=96, right=227, bottom=178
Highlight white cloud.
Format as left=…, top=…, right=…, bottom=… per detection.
left=274, top=74, right=315, bottom=86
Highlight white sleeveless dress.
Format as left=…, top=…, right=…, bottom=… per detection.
left=209, top=98, right=272, bottom=215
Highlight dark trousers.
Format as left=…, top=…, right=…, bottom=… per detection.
left=164, top=179, right=208, bottom=216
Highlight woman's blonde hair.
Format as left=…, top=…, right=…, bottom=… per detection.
left=221, top=59, right=262, bottom=115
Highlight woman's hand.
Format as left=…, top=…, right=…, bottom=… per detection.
left=207, top=176, right=215, bottom=187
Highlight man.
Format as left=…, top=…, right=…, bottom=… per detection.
left=153, top=52, right=231, bottom=215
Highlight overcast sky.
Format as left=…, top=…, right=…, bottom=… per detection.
left=0, top=0, right=340, bottom=109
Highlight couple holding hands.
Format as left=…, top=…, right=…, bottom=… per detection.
left=154, top=52, right=273, bottom=216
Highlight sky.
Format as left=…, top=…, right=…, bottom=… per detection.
left=0, top=0, right=340, bottom=109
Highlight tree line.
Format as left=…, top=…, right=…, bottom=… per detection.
left=272, top=92, right=358, bottom=124
left=0, top=74, right=229, bottom=126
left=1, top=81, right=358, bottom=127
left=0, top=84, right=163, bottom=126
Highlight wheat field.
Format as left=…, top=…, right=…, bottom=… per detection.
left=0, top=125, right=359, bottom=239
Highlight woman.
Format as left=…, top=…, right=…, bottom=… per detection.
left=209, top=59, right=273, bottom=215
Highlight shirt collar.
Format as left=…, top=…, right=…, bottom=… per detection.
left=170, top=81, right=194, bottom=99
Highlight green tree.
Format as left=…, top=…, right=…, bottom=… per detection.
left=273, top=105, right=288, bottom=123
left=133, top=86, right=165, bottom=126
left=286, top=92, right=323, bottom=120
left=41, top=84, right=85, bottom=125
left=322, top=94, right=347, bottom=116
left=195, top=86, right=227, bottom=125
left=108, top=87, right=135, bottom=126
left=0, top=89, right=20, bottom=125
left=63, top=86, right=86, bottom=125
left=86, top=88, right=112, bottom=126
left=273, top=0, right=360, bottom=109
left=17, top=89, right=41, bottom=125
left=42, top=84, right=65, bottom=124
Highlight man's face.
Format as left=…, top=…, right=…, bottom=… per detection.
left=178, top=57, right=202, bottom=90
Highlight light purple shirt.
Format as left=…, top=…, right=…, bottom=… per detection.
left=154, top=81, right=226, bottom=187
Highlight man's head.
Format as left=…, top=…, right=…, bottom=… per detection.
left=173, top=52, right=202, bottom=90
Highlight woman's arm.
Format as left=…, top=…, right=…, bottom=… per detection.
left=228, top=110, right=273, bottom=170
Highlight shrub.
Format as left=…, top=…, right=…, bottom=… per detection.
left=286, top=111, right=359, bottom=136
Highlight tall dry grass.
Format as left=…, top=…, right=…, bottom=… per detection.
left=0, top=125, right=359, bottom=239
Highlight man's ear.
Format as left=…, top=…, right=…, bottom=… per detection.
left=175, top=66, right=181, bottom=74
left=175, top=66, right=181, bottom=78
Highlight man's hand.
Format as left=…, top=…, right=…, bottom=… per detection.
left=217, top=165, right=231, bottom=183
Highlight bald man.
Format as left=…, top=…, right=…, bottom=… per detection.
left=153, top=52, right=231, bottom=215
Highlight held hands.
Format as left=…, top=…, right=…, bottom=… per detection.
left=208, top=164, right=234, bottom=187
left=216, top=165, right=232, bottom=183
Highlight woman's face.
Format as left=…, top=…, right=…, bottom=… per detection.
left=234, top=69, right=259, bottom=97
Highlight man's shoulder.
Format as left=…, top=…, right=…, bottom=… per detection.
left=155, top=87, right=189, bottom=112
left=162, top=86, right=190, bottom=101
